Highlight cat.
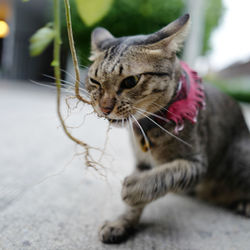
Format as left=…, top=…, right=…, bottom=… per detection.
left=85, top=14, right=250, bottom=244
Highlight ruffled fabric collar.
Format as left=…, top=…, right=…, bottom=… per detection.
left=156, top=61, right=205, bottom=134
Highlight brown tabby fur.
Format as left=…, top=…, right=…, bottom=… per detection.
left=85, top=14, right=250, bottom=243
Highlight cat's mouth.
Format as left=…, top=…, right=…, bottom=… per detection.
left=107, top=117, right=129, bottom=126
left=108, top=118, right=122, bottom=123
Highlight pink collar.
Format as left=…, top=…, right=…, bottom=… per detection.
left=156, top=61, right=205, bottom=134
left=134, top=61, right=205, bottom=143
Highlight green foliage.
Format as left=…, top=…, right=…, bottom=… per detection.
left=62, top=0, right=184, bottom=64
left=202, top=0, right=224, bottom=54
left=29, top=23, right=55, bottom=56
left=206, top=76, right=250, bottom=103
left=62, top=0, right=224, bottom=65
left=75, top=0, right=114, bottom=26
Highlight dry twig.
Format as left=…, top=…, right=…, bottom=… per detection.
left=53, top=0, right=106, bottom=169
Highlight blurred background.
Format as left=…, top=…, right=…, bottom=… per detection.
left=1, top=0, right=250, bottom=100
left=1, top=1, right=250, bottom=249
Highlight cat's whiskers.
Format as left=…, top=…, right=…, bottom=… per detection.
left=128, top=116, right=137, bottom=147
left=132, top=105, right=189, bottom=147
left=43, top=74, right=90, bottom=97
left=79, top=64, right=89, bottom=70
left=131, top=114, right=151, bottom=153
left=133, top=107, right=170, bottom=124
left=122, top=118, right=125, bottom=128
left=151, top=101, right=179, bottom=118
left=43, top=74, right=76, bottom=87
left=31, top=80, right=77, bottom=94
left=60, top=68, right=86, bottom=87
left=121, top=96, right=174, bottom=122
left=78, top=53, right=91, bottom=66
left=135, top=109, right=192, bottom=148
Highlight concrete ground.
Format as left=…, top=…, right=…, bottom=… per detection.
left=1, top=80, right=250, bottom=250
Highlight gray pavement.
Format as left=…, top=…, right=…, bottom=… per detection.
left=1, top=80, right=250, bottom=250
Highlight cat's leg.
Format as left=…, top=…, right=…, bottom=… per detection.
left=99, top=204, right=144, bottom=243
left=196, top=137, right=250, bottom=217
left=230, top=200, right=250, bottom=217
left=99, top=162, right=151, bottom=244
left=195, top=179, right=250, bottom=215
left=219, top=136, right=250, bottom=217
left=122, top=158, right=206, bottom=207
left=195, top=179, right=250, bottom=217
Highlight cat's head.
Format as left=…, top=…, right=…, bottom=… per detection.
left=86, top=14, right=190, bottom=125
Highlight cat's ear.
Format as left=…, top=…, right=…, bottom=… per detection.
left=89, top=27, right=114, bottom=61
left=143, top=14, right=190, bottom=56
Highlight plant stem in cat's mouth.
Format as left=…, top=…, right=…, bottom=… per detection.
left=52, top=0, right=111, bottom=170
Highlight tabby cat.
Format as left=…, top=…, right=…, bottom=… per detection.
left=86, top=14, right=250, bottom=244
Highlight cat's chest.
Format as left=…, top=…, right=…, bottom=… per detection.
left=130, top=125, right=179, bottom=167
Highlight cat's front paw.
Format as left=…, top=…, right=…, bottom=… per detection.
left=98, top=220, right=133, bottom=244
left=121, top=174, right=152, bottom=206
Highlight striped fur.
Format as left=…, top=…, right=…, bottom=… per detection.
left=86, top=15, right=250, bottom=243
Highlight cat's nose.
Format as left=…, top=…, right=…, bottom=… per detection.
left=100, top=106, right=113, bottom=115
left=99, top=97, right=116, bottom=115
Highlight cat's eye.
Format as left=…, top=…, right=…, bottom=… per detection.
left=120, top=75, right=140, bottom=89
left=89, top=77, right=101, bottom=87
